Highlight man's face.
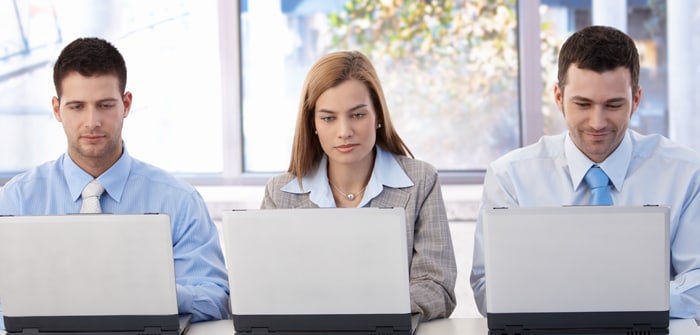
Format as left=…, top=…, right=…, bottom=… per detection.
left=52, top=72, right=131, bottom=172
left=555, top=65, right=641, bottom=163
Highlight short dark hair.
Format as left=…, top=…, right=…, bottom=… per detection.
left=557, top=25, right=640, bottom=94
left=53, top=37, right=127, bottom=97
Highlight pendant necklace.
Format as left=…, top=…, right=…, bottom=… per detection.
left=330, top=182, right=367, bottom=201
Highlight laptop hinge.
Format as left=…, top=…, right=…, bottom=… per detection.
left=142, top=326, right=166, bottom=334
left=628, top=323, right=654, bottom=335
left=373, top=326, right=399, bottom=334
left=250, top=327, right=271, bottom=334
left=20, top=329, right=40, bottom=335
left=490, top=324, right=663, bottom=335
left=495, top=324, right=524, bottom=335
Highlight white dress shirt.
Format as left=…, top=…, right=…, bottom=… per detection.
left=470, top=130, right=700, bottom=320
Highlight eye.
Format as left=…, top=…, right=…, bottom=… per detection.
left=574, top=102, right=590, bottom=108
left=68, top=104, right=83, bottom=110
left=351, top=112, right=365, bottom=119
left=100, top=103, right=116, bottom=109
left=607, top=104, right=623, bottom=109
left=320, top=116, right=335, bottom=122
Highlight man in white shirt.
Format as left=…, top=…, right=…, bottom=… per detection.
left=470, top=25, right=700, bottom=320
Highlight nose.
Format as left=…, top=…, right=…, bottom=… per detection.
left=337, top=118, right=353, bottom=139
left=589, top=105, right=606, bottom=130
left=84, top=107, right=102, bottom=129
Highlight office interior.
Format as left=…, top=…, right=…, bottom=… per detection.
left=0, top=0, right=698, bottom=320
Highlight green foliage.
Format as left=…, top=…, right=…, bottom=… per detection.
left=327, top=0, right=521, bottom=168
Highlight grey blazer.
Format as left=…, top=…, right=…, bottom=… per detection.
left=261, top=154, right=457, bottom=321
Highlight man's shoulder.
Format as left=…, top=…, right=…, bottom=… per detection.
left=2, top=159, right=61, bottom=190
left=631, top=131, right=700, bottom=164
left=128, top=158, right=196, bottom=193
left=491, top=133, right=566, bottom=167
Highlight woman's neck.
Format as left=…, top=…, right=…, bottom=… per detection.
left=327, top=151, right=375, bottom=207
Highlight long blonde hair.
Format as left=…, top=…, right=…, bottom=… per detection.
left=287, top=50, right=412, bottom=181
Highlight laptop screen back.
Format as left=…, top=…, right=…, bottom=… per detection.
left=222, top=207, right=414, bottom=334
left=483, top=206, right=670, bottom=334
left=0, top=214, right=182, bottom=334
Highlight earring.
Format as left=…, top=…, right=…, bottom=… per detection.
left=314, top=129, right=318, bottom=134
left=376, top=123, right=382, bottom=129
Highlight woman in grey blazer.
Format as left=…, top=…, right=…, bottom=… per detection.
left=261, top=50, right=457, bottom=322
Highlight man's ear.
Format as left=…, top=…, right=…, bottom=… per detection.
left=122, top=91, right=133, bottom=118
left=630, top=85, right=642, bottom=117
left=52, top=96, right=62, bottom=122
left=554, top=83, right=564, bottom=116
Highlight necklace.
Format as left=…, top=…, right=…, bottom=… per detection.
left=329, top=182, right=367, bottom=201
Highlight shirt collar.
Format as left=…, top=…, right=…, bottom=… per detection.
left=281, top=146, right=413, bottom=207
left=63, top=143, right=133, bottom=203
left=566, top=130, right=632, bottom=192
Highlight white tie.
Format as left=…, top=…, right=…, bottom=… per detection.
left=80, top=180, right=104, bottom=213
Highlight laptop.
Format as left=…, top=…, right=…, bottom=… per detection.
left=483, top=205, right=670, bottom=335
left=0, top=213, right=191, bottom=335
left=221, top=207, right=418, bottom=335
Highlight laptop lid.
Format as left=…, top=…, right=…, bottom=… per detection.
left=221, top=207, right=416, bottom=335
left=0, top=213, right=188, bottom=335
left=483, top=205, right=670, bottom=335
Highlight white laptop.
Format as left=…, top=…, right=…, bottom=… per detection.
left=221, top=207, right=418, bottom=335
left=0, top=213, right=191, bottom=335
left=483, top=205, right=670, bottom=335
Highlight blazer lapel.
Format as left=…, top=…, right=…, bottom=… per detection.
left=293, top=197, right=319, bottom=209
left=370, top=186, right=410, bottom=208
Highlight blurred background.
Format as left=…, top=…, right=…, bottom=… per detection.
left=0, top=0, right=690, bottom=184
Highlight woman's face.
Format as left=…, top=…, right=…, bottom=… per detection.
left=314, top=79, right=378, bottom=168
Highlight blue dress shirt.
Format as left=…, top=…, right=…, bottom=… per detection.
left=0, top=146, right=230, bottom=329
left=280, top=146, right=414, bottom=206
left=470, top=130, right=700, bottom=320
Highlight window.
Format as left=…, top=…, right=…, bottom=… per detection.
left=2, top=0, right=695, bottom=185
left=0, top=0, right=225, bottom=176
left=240, top=0, right=673, bottom=181
left=241, top=0, right=521, bottom=176
left=539, top=0, right=668, bottom=137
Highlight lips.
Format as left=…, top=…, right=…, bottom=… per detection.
left=585, top=131, right=611, bottom=140
left=335, top=144, right=357, bottom=153
left=81, top=134, right=105, bottom=142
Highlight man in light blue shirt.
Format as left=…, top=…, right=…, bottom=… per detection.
left=470, top=25, right=700, bottom=320
left=0, top=37, right=229, bottom=329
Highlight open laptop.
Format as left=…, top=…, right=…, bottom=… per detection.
left=483, top=205, right=670, bottom=335
left=221, top=207, right=418, bottom=335
left=0, top=213, right=191, bottom=335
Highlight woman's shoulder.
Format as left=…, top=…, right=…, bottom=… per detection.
left=264, top=172, right=296, bottom=188
left=393, top=154, right=438, bottom=177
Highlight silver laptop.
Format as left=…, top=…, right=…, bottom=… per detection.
left=221, top=207, right=418, bottom=335
left=483, top=205, right=670, bottom=335
left=0, top=213, right=190, bottom=335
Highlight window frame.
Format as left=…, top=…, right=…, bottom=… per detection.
left=0, top=0, right=559, bottom=186
left=213, top=0, right=545, bottom=186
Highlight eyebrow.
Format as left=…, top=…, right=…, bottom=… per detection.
left=63, top=98, right=119, bottom=106
left=570, top=96, right=626, bottom=104
left=317, top=103, right=368, bottom=114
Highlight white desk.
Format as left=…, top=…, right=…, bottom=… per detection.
left=0, top=318, right=696, bottom=334
left=186, top=318, right=700, bottom=335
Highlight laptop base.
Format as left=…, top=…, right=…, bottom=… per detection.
left=4, top=314, right=188, bottom=335
left=233, top=313, right=415, bottom=335
left=487, top=311, right=669, bottom=335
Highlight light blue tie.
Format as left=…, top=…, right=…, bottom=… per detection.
left=584, top=165, right=613, bottom=205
